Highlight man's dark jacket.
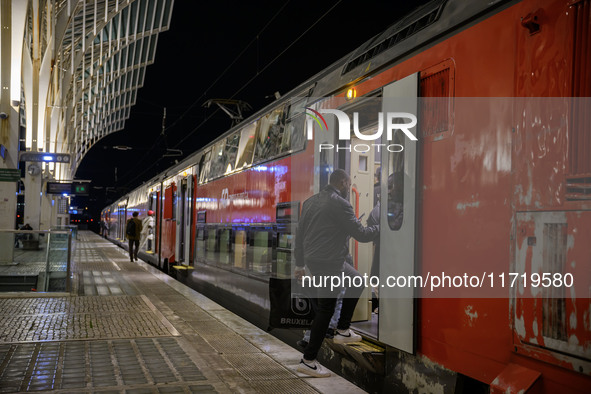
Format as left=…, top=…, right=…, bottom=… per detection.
left=295, top=185, right=378, bottom=271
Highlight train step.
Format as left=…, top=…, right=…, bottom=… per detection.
left=326, top=337, right=386, bottom=374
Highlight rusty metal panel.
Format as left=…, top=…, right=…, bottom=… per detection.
left=514, top=211, right=591, bottom=372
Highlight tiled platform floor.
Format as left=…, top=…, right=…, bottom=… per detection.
left=0, top=231, right=366, bottom=394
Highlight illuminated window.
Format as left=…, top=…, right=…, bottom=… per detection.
left=252, top=230, right=272, bottom=274
left=218, top=228, right=232, bottom=265
left=234, top=230, right=247, bottom=269
left=254, top=107, right=285, bottom=163
left=235, top=122, right=257, bottom=170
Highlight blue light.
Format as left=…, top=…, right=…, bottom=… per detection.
left=42, top=155, right=53, bottom=161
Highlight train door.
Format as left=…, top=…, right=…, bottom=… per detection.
left=156, top=190, right=161, bottom=255
left=162, top=183, right=176, bottom=265
left=147, top=191, right=158, bottom=254
left=349, top=136, right=378, bottom=325
left=378, top=73, right=419, bottom=353
left=176, top=179, right=186, bottom=263
left=175, top=176, right=193, bottom=264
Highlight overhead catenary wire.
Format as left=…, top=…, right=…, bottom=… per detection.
left=161, top=0, right=292, bottom=135
left=121, top=108, right=221, bottom=188
left=119, top=0, right=343, bottom=189
left=170, top=0, right=344, bottom=150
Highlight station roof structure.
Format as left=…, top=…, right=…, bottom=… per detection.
left=56, top=0, right=173, bottom=176
left=11, top=0, right=173, bottom=180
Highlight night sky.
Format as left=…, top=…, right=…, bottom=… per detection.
left=74, top=0, right=428, bottom=226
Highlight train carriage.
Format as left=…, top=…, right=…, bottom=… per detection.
left=102, top=0, right=591, bottom=392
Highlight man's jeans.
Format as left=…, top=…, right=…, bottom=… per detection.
left=303, top=263, right=363, bottom=361
left=302, top=287, right=345, bottom=342
left=128, top=239, right=139, bottom=260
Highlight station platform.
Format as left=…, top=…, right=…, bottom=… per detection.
left=0, top=231, right=366, bottom=394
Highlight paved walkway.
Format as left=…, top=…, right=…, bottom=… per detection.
left=0, top=231, right=366, bottom=394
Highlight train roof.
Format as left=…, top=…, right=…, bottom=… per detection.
left=106, top=0, right=515, bottom=209
left=169, top=0, right=513, bottom=157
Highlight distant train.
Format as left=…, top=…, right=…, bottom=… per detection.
left=102, top=0, right=591, bottom=392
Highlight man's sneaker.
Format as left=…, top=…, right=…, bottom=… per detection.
left=296, top=359, right=331, bottom=378
left=333, top=329, right=362, bottom=344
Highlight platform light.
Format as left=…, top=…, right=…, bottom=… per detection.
left=42, top=155, right=53, bottom=161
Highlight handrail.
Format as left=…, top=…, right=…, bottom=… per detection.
left=351, top=186, right=360, bottom=270
left=0, top=229, right=71, bottom=234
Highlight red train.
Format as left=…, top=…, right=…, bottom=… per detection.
left=102, top=0, right=591, bottom=392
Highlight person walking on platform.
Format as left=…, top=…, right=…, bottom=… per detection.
left=294, top=169, right=379, bottom=378
left=126, top=212, right=143, bottom=262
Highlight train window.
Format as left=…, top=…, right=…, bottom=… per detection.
left=206, top=227, right=218, bottom=263
left=199, top=150, right=212, bottom=184
left=387, top=131, right=404, bottom=231
left=235, top=122, right=257, bottom=170
left=224, top=133, right=240, bottom=174
left=209, top=133, right=241, bottom=180
left=149, top=192, right=157, bottom=212
left=281, top=114, right=306, bottom=154
left=218, top=228, right=232, bottom=265
left=254, top=107, right=285, bottom=163
left=209, top=140, right=226, bottom=179
left=196, top=227, right=206, bottom=262
left=276, top=233, right=293, bottom=278
left=279, top=98, right=307, bottom=154
left=234, top=229, right=247, bottom=269
left=252, top=230, right=272, bottom=273
left=359, top=155, right=368, bottom=172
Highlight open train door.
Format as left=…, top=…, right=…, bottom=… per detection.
left=349, top=136, right=379, bottom=323
left=378, top=73, right=419, bottom=353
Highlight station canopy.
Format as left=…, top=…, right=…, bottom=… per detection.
left=52, top=0, right=173, bottom=175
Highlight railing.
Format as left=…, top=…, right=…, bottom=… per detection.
left=0, top=229, right=73, bottom=292
left=52, top=225, right=78, bottom=240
